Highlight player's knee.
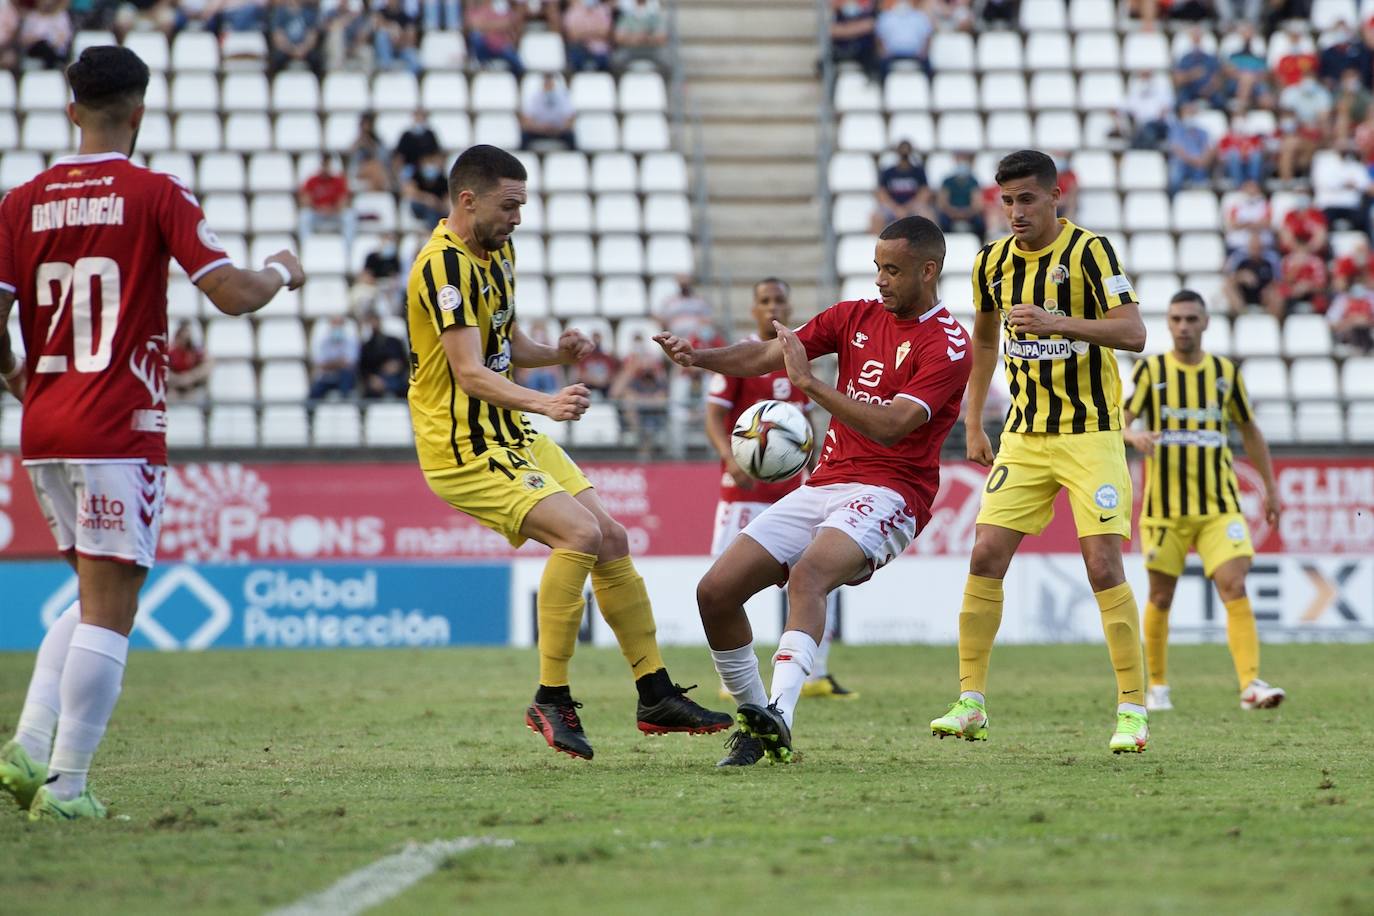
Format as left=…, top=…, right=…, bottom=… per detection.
left=968, top=542, right=1012, bottom=579
left=696, top=572, right=734, bottom=620
left=785, top=562, right=828, bottom=601
left=1148, top=586, right=1175, bottom=610
left=598, top=518, right=629, bottom=559
left=1083, top=556, right=1124, bottom=593
left=563, top=514, right=602, bottom=556
left=1214, top=575, right=1247, bottom=603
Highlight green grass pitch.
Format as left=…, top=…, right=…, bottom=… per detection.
left=1, top=644, right=1371, bottom=915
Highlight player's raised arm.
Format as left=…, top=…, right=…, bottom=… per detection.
left=511, top=321, right=593, bottom=368
left=653, top=331, right=784, bottom=377
left=441, top=325, right=589, bottom=421
left=198, top=253, right=306, bottom=317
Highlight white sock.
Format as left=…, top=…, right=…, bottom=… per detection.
left=769, top=630, right=817, bottom=728
left=15, top=601, right=81, bottom=764
left=48, top=624, right=128, bottom=800
left=1118, top=702, right=1147, bottom=716
left=960, top=690, right=986, bottom=705
left=808, top=590, right=839, bottom=681
left=711, top=642, right=768, bottom=709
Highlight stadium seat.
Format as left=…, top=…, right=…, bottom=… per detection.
left=524, top=410, right=569, bottom=445
left=1031, top=110, right=1080, bottom=150
left=1122, top=32, right=1170, bottom=72
left=1290, top=357, right=1339, bottom=401
left=937, top=113, right=984, bottom=151
left=1283, top=314, right=1334, bottom=357
left=205, top=319, right=256, bottom=360
left=474, top=112, right=521, bottom=149
left=519, top=276, right=551, bottom=316
left=1070, top=150, right=1114, bottom=189
left=221, top=31, right=269, bottom=68
left=255, top=318, right=308, bottom=361
left=303, top=277, right=351, bottom=317
left=519, top=196, right=546, bottom=237
left=1176, top=232, right=1225, bottom=274
left=208, top=360, right=258, bottom=402
left=272, top=72, right=320, bottom=112
left=431, top=112, right=472, bottom=150
left=600, top=276, right=649, bottom=317
left=595, top=193, right=642, bottom=234
left=222, top=113, right=270, bottom=152
left=0, top=150, right=42, bottom=192
left=514, top=150, right=542, bottom=190
left=364, top=403, right=413, bottom=447
left=1341, top=357, right=1374, bottom=399
left=945, top=234, right=981, bottom=278
left=572, top=403, right=621, bottom=446
left=1129, top=232, right=1177, bottom=274
left=575, top=112, right=621, bottom=152
left=835, top=71, right=882, bottom=112
left=220, top=73, right=268, bottom=113
left=420, top=30, right=466, bottom=70
left=1073, top=33, right=1121, bottom=72
left=591, top=152, right=638, bottom=193
left=323, top=72, right=370, bottom=112
left=1134, top=274, right=1180, bottom=315
left=1028, top=71, right=1076, bottom=113
left=640, top=152, right=688, bottom=193
left=208, top=406, right=258, bottom=447
left=166, top=405, right=206, bottom=448
left=647, top=235, right=694, bottom=276
left=22, top=113, right=72, bottom=153
left=1019, top=0, right=1068, bottom=30
left=371, top=71, right=420, bottom=112
left=837, top=234, right=877, bottom=277
left=0, top=403, right=20, bottom=449
left=932, top=73, right=979, bottom=112
left=260, top=361, right=310, bottom=402
left=520, top=30, right=567, bottom=71
left=981, top=73, right=1028, bottom=112
left=1119, top=151, right=1168, bottom=191
left=0, top=71, right=13, bottom=112
left=547, top=193, right=594, bottom=233
left=549, top=234, right=595, bottom=275
left=20, top=71, right=68, bottom=110
left=1172, top=189, right=1221, bottom=232
left=543, top=151, right=590, bottom=192
left=133, top=31, right=175, bottom=71
left=882, top=71, right=930, bottom=111
left=260, top=405, right=309, bottom=446
left=167, top=276, right=204, bottom=320
left=828, top=152, right=878, bottom=194
left=551, top=276, right=599, bottom=316
left=977, top=32, right=1024, bottom=72
left=248, top=152, right=297, bottom=193
left=203, top=194, right=249, bottom=235
left=839, top=114, right=886, bottom=153
left=190, top=151, right=240, bottom=195
left=833, top=193, right=873, bottom=235
left=1075, top=73, right=1124, bottom=115
left=471, top=72, right=519, bottom=112
left=929, top=32, right=975, bottom=70
left=887, top=112, right=935, bottom=149
left=986, top=112, right=1033, bottom=150
left=1311, top=0, right=1359, bottom=29
left=1296, top=401, right=1344, bottom=442
left=274, top=113, right=322, bottom=153
left=571, top=72, right=617, bottom=111
left=1200, top=313, right=1232, bottom=355
left=620, top=72, right=667, bottom=113
left=1232, top=314, right=1281, bottom=357
left=622, top=113, right=670, bottom=152
left=1238, top=356, right=1288, bottom=400
left=313, top=404, right=362, bottom=446
left=644, top=194, right=692, bottom=234
left=597, top=235, right=645, bottom=275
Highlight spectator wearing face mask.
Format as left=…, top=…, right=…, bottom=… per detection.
left=563, top=0, right=614, bottom=72
left=1173, top=25, right=1224, bottom=108
left=613, top=0, right=668, bottom=72
left=655, top=277, right=720, bottom=347
left=875, top=0, right=934, bottom=78
left=1273, top=24, right=1317, bottom=88
left=831, top=0, right=878, bottom=81
left=465, top=0, right=525, bottom=78
left=1312, top=148, right=1371, bottom=234
left=373, top=0, right=422, bottom=75
left=936, top=153, right=985, bottom=242
left=1222, top=180, right=1272, bottom=253
left=298, top=154, right=359, bottom=262
left=1222, top=231, right=1282, bottom=317
left=1275, top=246, right=1329, bottom=317
left=403, top=151, right=450, bottom=227
left=871, top=140, right=932, bottom=232
left=269, top=0, right=324, bottom=77
left=309, top=315, right=362, bottom=400
left=1217, top=114, right=1267, bottom=188
left=358, top=312, right=409, bottom=398
left=1118, top=69, right=1175, bottom=150
left=1333, top=68, right=1371, bottom=147
left=520, top=74, right=577, bottom=150
left=351, top=232, right=405, bottom=312
left=1167, top=101, right=1215, bottom=194
left=392, top=108, right=441, bottom=176
left=1318, top=21, right=1368, bottom=90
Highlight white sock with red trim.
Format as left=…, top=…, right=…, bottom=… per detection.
left=15, top=601, right=81, bottom=764
left=711, top=642, right=767, bottom=709
left=48, top=624, right=128, bottom=800
left=769, top=630, right=817, bottom=728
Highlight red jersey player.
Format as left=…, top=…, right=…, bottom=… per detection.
left=656, top=217, right=971, bottom=766
left=704, top=277, right=857, bottom=701
left=0, top=46, right=304, bottom=821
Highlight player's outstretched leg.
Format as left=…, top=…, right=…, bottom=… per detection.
left=1096, top=580, right=1149, bottom=754
left=2, top=600, right=80, bottom=809
left=930, top=573, right=1003, bottom=741
left=524, top=547, right=600, bottom=760
left=801, top=590, right=859, bottom=700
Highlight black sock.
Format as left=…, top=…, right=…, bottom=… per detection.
left=535, top=684, right=572, bottom=705
left=635, top=668, right=675, bottom=704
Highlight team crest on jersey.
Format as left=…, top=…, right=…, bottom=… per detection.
left=437, top=284, right=461, bottom=311
left=851, top=331, right=868, bottom=348
left=1094, top=484, right=1119, bottom=510
left=1216, top=376, right=1232, bottom=394
left=522, top=472, right=548, bottom=491
left=895, top=341, right=911, bottom=368
left=1050, top=264, right=1069, bottom=285
left=772, top=377, right=792, bottom=399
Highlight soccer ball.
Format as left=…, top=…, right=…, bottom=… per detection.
left=730, top=400, right=813, bottom=483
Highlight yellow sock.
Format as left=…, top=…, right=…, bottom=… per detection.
left=958, top=575, right=1004, bottom=696
left=1096, top=582, right=1146, bottom=706
left=1224, top=596, right=1260, bottom=690
left=1143, top=602, right=1169, bottom=687
left=591, top=556, right=665, bottom=678
left=537, top=549, right=598, bottom=687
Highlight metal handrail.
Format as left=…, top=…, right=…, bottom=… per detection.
left=815, top=0, right=839, bottom=306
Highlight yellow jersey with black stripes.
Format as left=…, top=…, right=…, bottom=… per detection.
left=973, top=218, right=1137, bottom=434
left=1126, top=351, right=1254, bottom=521
left=405, top=220, right=532, bottom=471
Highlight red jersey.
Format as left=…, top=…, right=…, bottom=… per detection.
left=707, top=361, right=811, bottom=504
left=796, top=299, right=971, bottom=529
left=1280, top=208, right=1327, bottom=248
left=1218, top=131, right=1264, bottom=157
left=0, top=152, right=232, bottom=464
left=301, top=172, right=349, bottom=211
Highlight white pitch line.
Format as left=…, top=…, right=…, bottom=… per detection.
left=267, top=836, right=515, bottom=916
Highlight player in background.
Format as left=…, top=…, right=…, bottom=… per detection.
left=1123, top=290, right=1286, bottom=712
left=705, top=278, right=857, bottom=700
left=928, top=149, right=1151, bottom=754
left=0, top=46, right=305, bottom=820
left=657, top=217, right=971, bottom=766
left=406, top=145, right=730, bottom=762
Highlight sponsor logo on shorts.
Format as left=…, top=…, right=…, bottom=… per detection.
left=523, top=472, right=548, bottom=491
left=1094, top=484, right=1120, bottom=510
left=79, top=494, right=126, bottom=532
left=1227, top=521, right=1246, bottom=541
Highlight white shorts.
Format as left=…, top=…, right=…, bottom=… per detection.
left=739, top=482, right=917, bottom=585
left=26, top=460, right=167, bottom=568
left=710, top=500, right=772, bottom=556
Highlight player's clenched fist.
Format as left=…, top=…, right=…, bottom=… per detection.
left=966, top=425, right=995, bottom=467
left=1008, top=303, right=1059, bottom=337
left=557, top=328, right=594, bottom=363
left=653, top=331, right=696, bottom=367
left=543, top=383, right=591, bottom=421
left=1123, top=428, right=1160, bottom=456
left=266, top=251, right=307, bottom=290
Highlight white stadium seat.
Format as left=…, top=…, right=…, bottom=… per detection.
left=1033, top=111, right=1081, bottom=150
left=1129, top=232, right=1177, bottom=274
left=1232, top=314, right=1282, bottom=358
left=547, top=193, right=594, bottom=233
left=829, top=152, right=879, bottom=194
left=166, top=405, right=206, bottom=448
left=260, top=405, right=309, bottom=445
left=551, top=276, right=599, bottom=316
left=986, top=112, right=1033, bottom=149
left=833, top=193, right=874, bottom=234
left=260, top=362, right=310, bottom=402
left=981, top=73, right=1028, bottom=112
left=1068, top=0, right=1115, bottom=29
left=471, top=72, right=519, bottom=111
left=1341, top=357, right=1374, bottom=399
left=1253, top=401, right=1294, bottom=443
left=640, top=153, right=688, bottom=193
left=20, top=71, right=68, bottom=110
left=1290, top=357, right=1339, bottom=400
left=622, top=113, right=670, bottom=152
left=937, top=113, right=984, bottom=152
left=420, top=30, right=466, bottom=70
left=932, top=73, right=979, bottom=111
left=256, top=319, right=308, bottom=361
left=647, top=235, right=694, bottom=275
left=133, top=31, right=174, bottom=71
left=838, top=113, right=887, bottom=153
left=1349, top=402, right=1374, bottom=442
left=595, top=193, right=642, bottom=234
left=644, top=194, right=692, bottom=234
left=596, top=235, right=645, bottom=275
left=600, top=276, right=649, bottom=317
left=574, top=112, right=621, bottom=151
left=1119, top=150, right=1168, bottom=191
left=591, top=152, right=637, bottom=192
left=1172, top=190, right=1221, bottom=232
left=151, top=151, right=197, bottom=188
left=1296, top=401, right=1344, bottom=442
left=572, top=404, right=621, bottom=446
left=1019, top=0, right=1068, bottom=30
left=313, top=404, right=362, bottom=446
left=1030, top=71, right=1077, bottom=112
left=203, top=194, right=249, bottom=235
left=1077, top=71, right=1124, bottom=112
left=272, top=71, right=320, bottom=111
left=208, top=360, right=258, bottom=402
left=1176, top=232, right=1225, bottom=274
left=836, top=71, right=882, bottom=112
left=474, top=112, right=521, bottom=149
left=1201, top=313, right=1232, bottom=355
left=1, top=151, right=43, bottom=191
left=274, top=113, right=322, bottom=153
left=364, top=403, right=413, bottom=447
left=1073, top=33, right=1121, bottom=72
left=883, top=72, right=930, bottom=111
left=170, top=73, right=219, bottom=113
left=248, top=152, right=296, bottom=193
left=324, top=72, right=371, bottom=112
left=222, top=113, right=270, bottom=152
left=222, top=73, right=269, bottom=112
left=887, top=112, right=935, bottom=149
left=1122, top=32, right=1170, bottom=72
left=208, top=406, right=258, bottom=447
left=977, top=32, right=1024, bottom=72
left=544, top=151, right=590, bottom=192
left=303, top=277, right=351, bottom=318
left=1283, top=314, right=1334, bottom=357
left=620, top=72, right=667, bottom=113
left=837, top=234, right=877, bottom=277
left=22, top=113, right=72, bottom=152
left=1239, top=357, right=1288, bottom=400
left=520, top=31, right=567, bottom=71
left=929, top=32, right=975, bottom=70
left=549, top=235, right=595, bottom=275
left=571, top=72, right=617, bottom=111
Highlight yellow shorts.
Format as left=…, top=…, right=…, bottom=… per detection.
left=422, top=434, right=593, bottom=547
left=976, top=430, right=1133, bottom=539
left=1140, top=513, right=1254, bottom=578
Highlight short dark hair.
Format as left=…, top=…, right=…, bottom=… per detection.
left=995, top=149, right=1058, bottom=189
left=878, top=215, right=946, bottom=262
left=448, top=145, right=528, bottom=200
left=754, top=277, right=790, bottom=296
left=1170, top=289, right=1206, bottom=309
left=66, top=45, right=149, bottom=119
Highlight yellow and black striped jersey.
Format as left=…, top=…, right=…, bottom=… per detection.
left=406, top=220, right=533, bottom=470
left=1126, top=351, right=1255, bottom=520
left=973, top=218, right=1137, bottom=434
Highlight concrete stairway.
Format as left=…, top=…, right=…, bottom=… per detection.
left=676, top=0, right=829, bottom=327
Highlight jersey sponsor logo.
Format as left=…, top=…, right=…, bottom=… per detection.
left=1094, top=484, right=1120, bottom=510
left=485, top=340, right=513, bottom=373
left=196, top=219, right=225, bottom=252
left=1159, top=429, right=1227, bottom=448
left=131, top=409, right=167, bottom=433
left=437, top=284, right=461, bottom=311
left=771, top=377, right=792, bottom=399
left=1105, top=274, right=1134, bottom=296
left=1006, top=338, right=1072, bottom=360
left=845, top=380, right=892, bottom=406
left=896, top=340, right=911, bottom=369
left=30, top=195, right=126, bottom=232
left=1161, top=404, right=1224, bottom=423
left=851, top=331, right=869, bottom=348
left=856, top=359, right=884, bottom=388
left=491, top=305, right=512, bottom=328
left=42, top=175, right=114, bottom=192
